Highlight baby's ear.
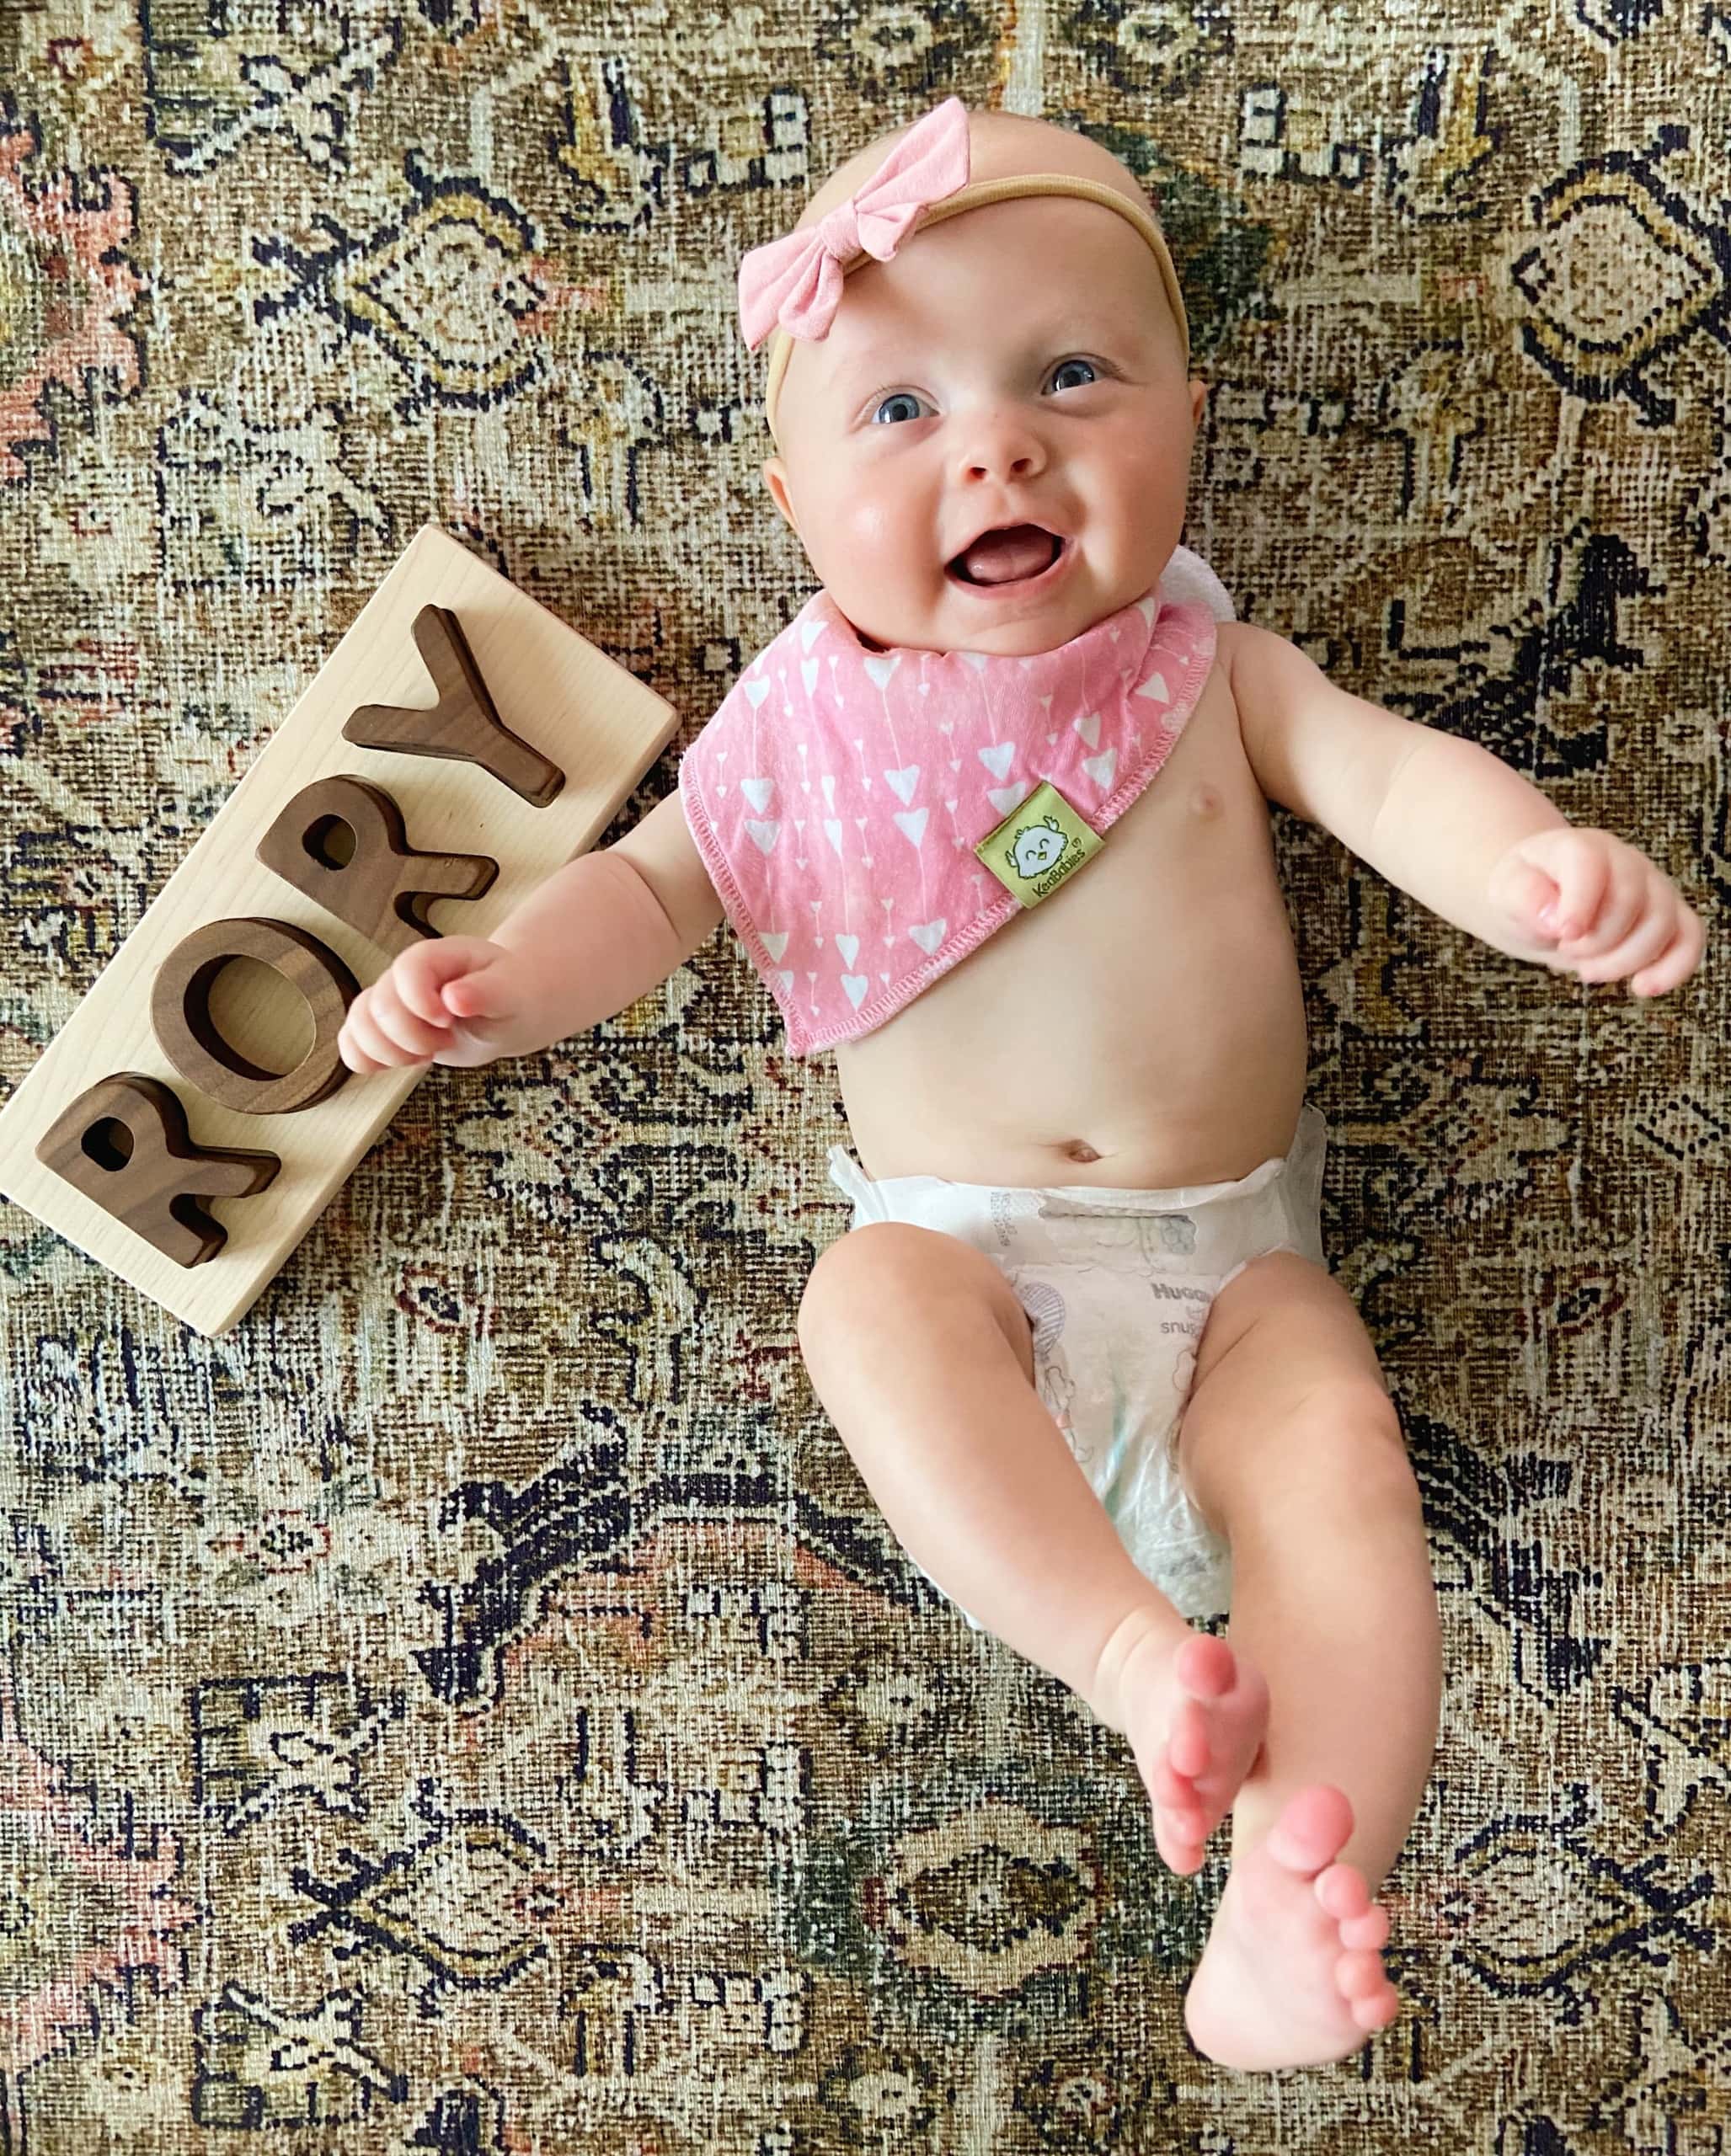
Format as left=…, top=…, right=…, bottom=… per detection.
left=761, top=457, right=799, bottom=535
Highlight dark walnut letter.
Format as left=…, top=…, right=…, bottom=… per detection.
left=35, top=1072, right=280, bottom=1267
left=342, top=605, right=564, bottom=807
left=257, top=773, right=499, bottom=956
left=152, top=917, right=359, bottom=1114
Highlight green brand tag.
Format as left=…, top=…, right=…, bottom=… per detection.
left=974, top=777, right=1103, bottom=907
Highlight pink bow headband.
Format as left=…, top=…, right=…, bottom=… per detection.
left=737, top=96, right=1191, bottom=445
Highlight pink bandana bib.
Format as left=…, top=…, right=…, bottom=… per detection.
left=677, top=586, right=1218, bottom=1056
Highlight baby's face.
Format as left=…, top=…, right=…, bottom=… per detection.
left=762, top=195, right=1205, bottom=657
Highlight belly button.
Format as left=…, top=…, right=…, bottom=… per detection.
left=1191, top=783, right=1222, bottom=818
left=1063, top=1140, right=1101, bottom=1164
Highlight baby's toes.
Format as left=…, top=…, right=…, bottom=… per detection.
left=1166, top=1692, right=1210, bottom=1780
left=1336, top=1949, right=1397, bottom=2009
left=1314, top=1861, right=1371, bottom=1921
left=1339, top=1905, right=1389, bottom=1951
left=1344, top=1974, right=1405, bottom=2035
left=1150, top=1754, right=1197, bottom=1811
left=1155, top=1812, right=1206, bottom=1875
left=1173, top=1631, right=1237, bottom=1700
left=1316, top=1862, right=1391, bottom=1950
left=1150, top=1754, right=1207, bottom=1873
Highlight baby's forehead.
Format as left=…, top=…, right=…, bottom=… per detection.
left=828, top=212, right=1156, bottom=350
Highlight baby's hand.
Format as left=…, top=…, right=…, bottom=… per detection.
left=1487, top=828, right=1705, bottom=997
left=338, top=936, right=526, bottom=1074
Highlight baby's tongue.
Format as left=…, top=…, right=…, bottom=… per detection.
left=958, top=525, right=1055, bottom=584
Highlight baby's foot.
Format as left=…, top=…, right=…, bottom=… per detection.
left=1183, top=1784, right=1400, bottom=2071
left=1100, top=1618, right=1269, bottom=1873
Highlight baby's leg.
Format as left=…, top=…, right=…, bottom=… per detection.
left=1173, top=1249, right=1443, bottom=2071
left=797, top=1221, right=1268, bottom=1870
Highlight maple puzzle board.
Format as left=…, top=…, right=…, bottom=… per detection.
left=0, top=524, right=681, bottom=1335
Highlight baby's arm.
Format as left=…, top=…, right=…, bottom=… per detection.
left=1223, top=622, right=1705, bottom=997
left=337, top=792, right=724, bottom=1073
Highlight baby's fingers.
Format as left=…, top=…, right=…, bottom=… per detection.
left=440, top=958, right=520, bottom=1025
left=365, top=969, right=454, bottom=1059
left=1509, top=828, right=1616, bottom=939
left=393, top=936, right=500, bottom=1026
left=339, top=994, right=414, bottom=1075
left=1629, top=900, right=1706, bottom=998
left=1488, top=854, right=1563, bottom=939
left=1568, top=862, right=1685, bottom=982
left=1572, top=909, right=1674, bottom=985
left=430, top=1025, right=505, bottom=1069
left=1556, top=846, right=1646, bottom=959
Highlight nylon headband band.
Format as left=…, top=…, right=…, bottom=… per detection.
left=761, top=172, right=1190, bottom=444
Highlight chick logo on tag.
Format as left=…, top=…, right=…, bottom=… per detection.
left=975, top=777, right=1104, bottom=907
left=1011, top=818, right=1068, bottom=878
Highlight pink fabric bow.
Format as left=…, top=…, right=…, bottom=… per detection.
left=736, top=96, right=972, bottom=350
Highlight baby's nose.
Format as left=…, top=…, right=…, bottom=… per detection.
left=955, top=408, right=1047, bottom=483
left=964, top=446, right=1040, bottom=483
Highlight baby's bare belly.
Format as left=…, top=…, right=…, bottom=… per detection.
left=831, top=662, right=1312, bottom=1191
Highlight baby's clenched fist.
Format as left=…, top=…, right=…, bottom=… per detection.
left=1488, top=827, right=1705, bottom=997
left=338, top=936, right=526, bottom=1074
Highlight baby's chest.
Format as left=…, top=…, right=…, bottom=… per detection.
left=1001, top=663, right=1262, bottom=921
left=885, top=668, right=1274, bottom=1005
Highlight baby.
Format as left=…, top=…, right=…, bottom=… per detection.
left=335, top=99, right=1705, bottom=2070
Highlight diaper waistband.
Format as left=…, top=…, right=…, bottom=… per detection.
left=827, top=1106, right=1326, bottom=1278
left=827, top=1103, right=1326, bottom=1221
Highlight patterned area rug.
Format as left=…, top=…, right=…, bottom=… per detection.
left=1, top=2, right=1728, bottom=2148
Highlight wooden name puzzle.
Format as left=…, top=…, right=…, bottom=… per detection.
left=0, top=524, right=680, bottom=1335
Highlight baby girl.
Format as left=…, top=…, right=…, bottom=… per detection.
left=335, top=99, right=1705, bottom=2068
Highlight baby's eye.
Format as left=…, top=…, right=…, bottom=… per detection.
left=1047, top=357, right=1100, bottom=392
left=868, top=358, right=1106, bottom=426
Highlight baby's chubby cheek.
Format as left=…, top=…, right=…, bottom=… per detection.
left=784, top=440, right=911, bottom=552
left=815, top=499, right=945, bottom=629
left=831, top=489, right=925, bottom=571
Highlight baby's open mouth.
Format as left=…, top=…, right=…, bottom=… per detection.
left=947, top=525, right=1065, bottom=586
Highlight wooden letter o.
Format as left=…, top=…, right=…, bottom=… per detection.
left=151, top=917, right=359, bottom=1114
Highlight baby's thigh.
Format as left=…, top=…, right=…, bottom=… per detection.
left=796, top=1221, right=1037, bottom=1392
left=1194, top=1251, right=1389, bottom=1407
left=1175, top=1251, right=1404, bottom=1524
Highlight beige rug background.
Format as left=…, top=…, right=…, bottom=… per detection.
left=0, top=2, right=1728, bottom=2148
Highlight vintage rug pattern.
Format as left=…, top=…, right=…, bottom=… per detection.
left=0, top=0, right=1728, bottom=2148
